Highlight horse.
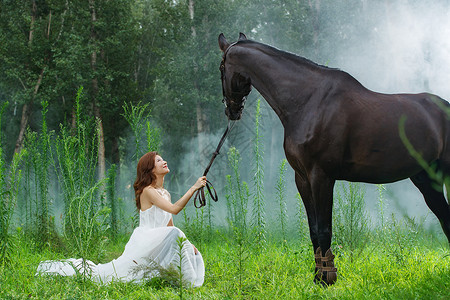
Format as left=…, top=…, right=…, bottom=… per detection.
left=218, top=33, right=450, bottom=285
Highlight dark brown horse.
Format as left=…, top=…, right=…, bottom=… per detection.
left=218, top=33, right=450, bottom=285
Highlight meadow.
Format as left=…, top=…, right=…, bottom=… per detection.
left=1, top=226, right=450, bottom=299
left=1, top=93, right=450, bottom=299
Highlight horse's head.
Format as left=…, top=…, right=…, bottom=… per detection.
left=218, top=33, right=252, bottom=120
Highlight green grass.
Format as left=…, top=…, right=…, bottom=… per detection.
left=1, top=229, right=449, bottom=299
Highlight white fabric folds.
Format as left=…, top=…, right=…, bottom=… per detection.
left=36, top=189, right=205, bottom=287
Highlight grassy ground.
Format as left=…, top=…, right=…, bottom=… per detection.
left=1, top=229, right=450, bottom=299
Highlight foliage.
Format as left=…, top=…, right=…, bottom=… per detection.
left=122, top=101, right=151, bottom=162
left=146, top=120, right=162, bottom=153
left=0, top=1, right=449, bottom=298
left=225, top=147, right=249, bottom=233
left=22, top=101, right=55, bottom=247
left=106, top=164, right=118, bottom=241
left=333, top=182, right=370, bottom=261
left=0, top=101, right=25, bottom=266
left=182, top=205, right=207, bottom=250
left=377, top=184, right=387, bottom=231
left=65, top=182, right=110, bottom=263
left=224, top=146, right=251, bottom=295
left=0, top=151, right=24, bottom=266
left=2, top=229, right=450, bottom=299
left=252, top=99, right=266, bottom=248
left=276, top=158, right=288, bottom=249
left=295, top=192, right=309, bottom=243
left=122, top=101, right=162, bottom=162
left=53, top=88, right=108, bottom=259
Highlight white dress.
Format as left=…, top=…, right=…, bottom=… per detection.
left=36, top=188, right=205, bottom=287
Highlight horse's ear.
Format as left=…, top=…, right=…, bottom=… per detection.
left=238, top=32, right=247, bottom=41
left=218, top=33, right=230, bottom=52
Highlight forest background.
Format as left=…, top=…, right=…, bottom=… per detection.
left=0, top=0, right=374, bottom=230
left=1, top=0, right=450, bottom=298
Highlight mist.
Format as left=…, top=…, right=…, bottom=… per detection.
left=172, top=1, right=450, bottom=235
left=318, top=0, right=450, bottom=232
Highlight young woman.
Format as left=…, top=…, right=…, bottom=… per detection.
left=37, top=151, right=205, bottom=286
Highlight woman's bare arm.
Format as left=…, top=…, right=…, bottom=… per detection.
left=140, top=176, right=206, bottom=215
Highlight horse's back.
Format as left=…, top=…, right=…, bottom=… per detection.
left=305, top=81, right=450, bottom=182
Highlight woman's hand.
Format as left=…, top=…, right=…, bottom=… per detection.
left=192, top=176, right=207, bottom=191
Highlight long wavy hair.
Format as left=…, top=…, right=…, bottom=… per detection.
left=133, top=151, right=158, bottom=210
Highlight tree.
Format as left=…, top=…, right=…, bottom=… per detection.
left=0, top=0, right=141, bottom=168
left=0, top=0, right=56, bottom=154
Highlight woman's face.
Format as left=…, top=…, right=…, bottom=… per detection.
left=153, top=155, right=169, bottom=176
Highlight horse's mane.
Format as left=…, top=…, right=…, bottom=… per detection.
left=236, top=39, right=339, bottom=72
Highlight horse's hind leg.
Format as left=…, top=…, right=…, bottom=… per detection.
left=410, top=170, right=450, bottom=243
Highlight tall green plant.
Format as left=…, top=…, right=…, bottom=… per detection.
left=399, top=115, right=449, bottom=190
left=224, top=146, right=250, bottom=294
left=181, top=205, right=206, bottom=249
left=225, top=147, right=249, bottom=232
left=22, top=101, right=54, bottom=247
left=122, top=101, right=150, bottom=161
left=37, top=101, right=52, bottom=245
left=22, top=130, right=43, bottom=244
left=377, top=184, right=387, bottom=231
left=65, top=181, right=110, bottom=263
left=252, top=99, right=266, bottom=248
left=146, top=120, right=161, bottom=152
left=106, top=164, right=118, bottom=240
left=53, top=87, right=105, bottom=258
left=0, top=101, right=25, bottom=265
left=333, top=182, right=370, bottom=261
left=0, top=151, right=24, bottom=266
left=295, top=192, right=309, bottom=242
left=276, top=159, right=288, bottom=249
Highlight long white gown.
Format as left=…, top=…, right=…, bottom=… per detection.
left=36, top=188, right=205, bottom=287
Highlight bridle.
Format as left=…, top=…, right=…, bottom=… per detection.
left=220, top=42, right=248, bottom=118
left=193, top=120, right=236, bottom=208
left=193, top=42, right=242, bottom=208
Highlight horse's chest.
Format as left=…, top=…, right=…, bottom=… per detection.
left=283, top=128, right=338, bottom=172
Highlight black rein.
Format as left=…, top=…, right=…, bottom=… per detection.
left=193, top=121, right=235, bottom=208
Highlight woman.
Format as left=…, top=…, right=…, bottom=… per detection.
left=37, top=151, right=205, bottom=287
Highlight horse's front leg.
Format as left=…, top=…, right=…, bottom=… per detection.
left=295, top=172, right=323, bottom=284
left=309, top=166, right=337, bottom=285
left=295, top=172, right=319, bottom=249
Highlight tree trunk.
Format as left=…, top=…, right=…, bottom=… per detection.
left=189, top=0, right=209, bottom=168
left=89, top=0, right=106, bottom=182
left=14, top=0, right=46, bottom=154
left=189, top=0, right=207, bottom=167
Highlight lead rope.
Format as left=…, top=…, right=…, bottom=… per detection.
left=194, top=121, right=235, bottom=208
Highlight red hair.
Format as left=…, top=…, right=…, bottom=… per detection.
left=133, top=151, right=158, bottom=210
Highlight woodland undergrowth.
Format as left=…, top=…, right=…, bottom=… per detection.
left=1, top=94, right=450, bottom=299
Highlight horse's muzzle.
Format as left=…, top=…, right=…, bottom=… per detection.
left=225, top=106, right=243, bottom=120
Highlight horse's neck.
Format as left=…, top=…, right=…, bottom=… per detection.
left=238, top=46, right=320, bottom=126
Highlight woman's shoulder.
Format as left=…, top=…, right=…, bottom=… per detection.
left=142, top=186, right=168, bottom=197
